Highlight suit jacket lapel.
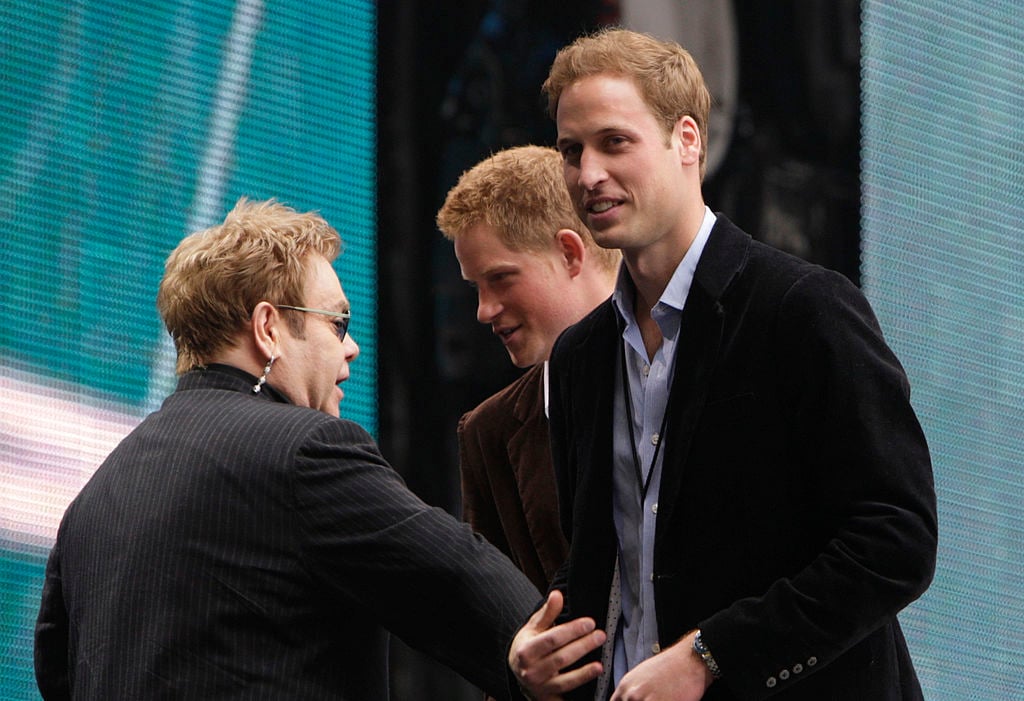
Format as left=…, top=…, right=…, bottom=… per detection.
left=571, top=304, right=620, bottom=531
left=550, top=303, right=620, bottom=622
left=655, top=217, right=749, bottom=538
left=505, top=364, right=563, bottom=573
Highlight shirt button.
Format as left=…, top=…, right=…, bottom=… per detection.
left=651, top=643, right=661, bottom=654
left=651, top=503, right=658, bottom=514
left=766, top=677, right=777, bottom=688
left=651, top=432, right=660, bottom=446
left=642, top=364, right=650, bottom=377
left=793, top=663, right=804, bottom=674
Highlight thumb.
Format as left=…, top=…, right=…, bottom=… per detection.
left=529, top=590, right=564, bottom=633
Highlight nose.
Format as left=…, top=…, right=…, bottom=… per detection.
left=343, top=332, right=360, bottom=362
left=476, top=289, right=501, bottom=324
left=475, top=286, right=503, bottom=323
left=577, top=149, right=608, bottom=192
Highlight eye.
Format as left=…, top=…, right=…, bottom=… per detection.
left=558, top=142, right=581, bottom=162
left=488, top=271, right=516, bottom=286
left=331, top=319, right=349, bottom=340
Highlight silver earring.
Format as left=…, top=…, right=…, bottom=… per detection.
left=253, top=355, right=275, bottom=393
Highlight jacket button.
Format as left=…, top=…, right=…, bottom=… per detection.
left=807, top=656, right=818, bottom=667
left=793, top=663, right=804, bottom=674
left=766, top=677, right=777, bottom=688
left=779, top=669, right=790, bottom=680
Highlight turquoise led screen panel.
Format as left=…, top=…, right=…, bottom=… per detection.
left=862, top=1, right=1023, bottom=698
left=0, top=2, right=376, bottom=698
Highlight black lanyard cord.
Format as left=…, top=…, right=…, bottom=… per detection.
left=619, top=340, right=671, bottom=503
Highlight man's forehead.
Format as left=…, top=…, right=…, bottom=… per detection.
left=306, top=256, right=349, bottom=309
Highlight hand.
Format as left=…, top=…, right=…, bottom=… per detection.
left=508, top=590, right=606, bottom=700
left=609, top=631, right=714, bottom=701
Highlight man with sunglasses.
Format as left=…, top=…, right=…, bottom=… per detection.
left=34, top=198, right=539, bottom=700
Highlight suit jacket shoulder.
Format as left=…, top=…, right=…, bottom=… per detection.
left=460, top=363, right=545, bottom=432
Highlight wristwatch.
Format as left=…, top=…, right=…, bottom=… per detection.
left=693, top=630, right=722, bottom=678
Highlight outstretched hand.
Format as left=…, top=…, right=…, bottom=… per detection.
left=508, top=590, right=606, bottom=700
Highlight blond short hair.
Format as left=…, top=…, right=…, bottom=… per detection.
left=542, top=27, right=712, bottom=180
left=157, top=198, right=341, bottom=374
left=436, top=145, right=620, bottom=273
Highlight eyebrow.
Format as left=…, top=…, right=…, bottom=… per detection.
left=325, top=296, right=351, bottom=312
left=473, top=263, right=520, bottom=281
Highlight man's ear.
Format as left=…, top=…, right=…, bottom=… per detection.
left=555, top=229, right=587, bottom=278
left=249, top=301, right=280, bottom=359
left=674, top=114, right=701, bottom=168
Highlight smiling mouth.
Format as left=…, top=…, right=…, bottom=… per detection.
left=495, top=326, right=518, bottom=343
left=586, top=197, right=623, bottom=216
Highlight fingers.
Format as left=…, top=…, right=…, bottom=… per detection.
left=540, top=659, right=604, bottom=697
left=509, top=591, right=607, bottom=698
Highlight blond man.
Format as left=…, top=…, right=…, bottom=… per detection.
left=438, top=145, right=619, bottom=591
left=35, top=198, right=539, bottom=700
left=510, top=28, right=935, bottom=701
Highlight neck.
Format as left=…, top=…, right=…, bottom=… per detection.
left=207, top=337, right=264, bottom=381
left=623, top=203, right=706, bottom=307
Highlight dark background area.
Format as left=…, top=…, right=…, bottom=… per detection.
left=376, top=1, right=861, bottom=696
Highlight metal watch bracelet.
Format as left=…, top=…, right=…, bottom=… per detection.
left=693, top=630, right=722, bottom=678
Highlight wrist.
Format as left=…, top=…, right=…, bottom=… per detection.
left=692, top=629, right=722, bottom=679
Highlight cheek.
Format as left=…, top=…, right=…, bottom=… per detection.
left=563, top=168, right=582, bottom=193
left=523, top=286, right=566, bottom=325
left=326, top=340, right=346, bottom=368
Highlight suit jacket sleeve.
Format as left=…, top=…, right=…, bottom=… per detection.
left=698, top=267, right=937, bottom=699
left=290, top=416, right=540, bottom=700
left=35, top=537, right=70, bottom=701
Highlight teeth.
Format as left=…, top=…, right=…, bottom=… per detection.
left=591, top=201, right=614, bottom=213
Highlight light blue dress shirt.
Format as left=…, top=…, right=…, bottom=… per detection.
left=610, top=207, right=716, bottom=688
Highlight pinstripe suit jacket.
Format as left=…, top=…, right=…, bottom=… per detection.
left=34, top=364, right=539, bottom=700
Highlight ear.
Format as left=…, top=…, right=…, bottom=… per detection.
left=555, top=229, right=587, bottom=278
left=249, top=301, right=281, bottom=359
left=674, top=115, right=701, bottom=168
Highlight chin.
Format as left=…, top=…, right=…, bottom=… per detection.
left=512, top=355, right=540, bottom=369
